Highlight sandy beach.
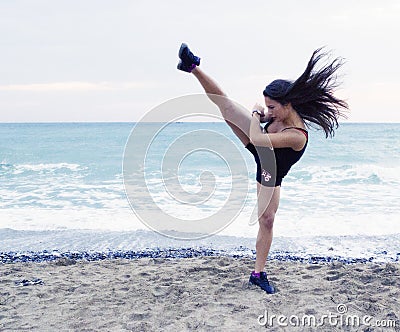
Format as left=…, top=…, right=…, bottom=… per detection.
left=1, top=256, right=399, bottom=331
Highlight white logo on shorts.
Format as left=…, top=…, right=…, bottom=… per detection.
left=261, top=169, right=272, bottom=182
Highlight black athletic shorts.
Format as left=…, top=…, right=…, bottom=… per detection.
left=246, top=143, right=279, bottom=187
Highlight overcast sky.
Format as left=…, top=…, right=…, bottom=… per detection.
left=0, top=0, right=399, bottom=122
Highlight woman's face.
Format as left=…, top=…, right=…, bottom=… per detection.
left=264, top=96, right=289, bottom=121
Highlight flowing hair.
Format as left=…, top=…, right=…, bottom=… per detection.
left=263, top=48, right=349, bottom=137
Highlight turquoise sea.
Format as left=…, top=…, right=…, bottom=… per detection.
left=1, top=122, right=399, bottom=261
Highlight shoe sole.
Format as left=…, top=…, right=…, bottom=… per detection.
left=179, top=43, right=188, bottom=59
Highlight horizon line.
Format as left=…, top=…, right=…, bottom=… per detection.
left=0, top=120, right=399, bottom=125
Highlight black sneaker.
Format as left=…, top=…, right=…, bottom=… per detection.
left=249, top=272, right=275, bottom=294
left=178, top=43, right=200, bottom=67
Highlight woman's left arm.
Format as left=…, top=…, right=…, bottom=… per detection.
left=250, top=107, right=272, bottom=148
left=250, top=104, right=306, bottom=150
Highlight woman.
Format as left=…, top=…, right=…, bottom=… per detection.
left=177, top=43, right=348, bottom=293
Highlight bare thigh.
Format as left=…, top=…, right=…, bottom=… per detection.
left=213, top=94, right=251, bottom=146
left=257, top=183, right=280, bottom=218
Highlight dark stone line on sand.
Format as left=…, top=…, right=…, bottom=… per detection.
left=1, top=247, right=397, bottom=264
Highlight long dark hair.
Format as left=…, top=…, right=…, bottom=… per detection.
left=263, top=48, right=349, bottom=137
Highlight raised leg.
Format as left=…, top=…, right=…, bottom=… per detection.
left=191, top=67, right=251, bottom=146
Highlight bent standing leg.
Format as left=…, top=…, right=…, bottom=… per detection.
left=191, top=67, right=251, bottom=146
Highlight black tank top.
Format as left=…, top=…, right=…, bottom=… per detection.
left=246, top=122, right=308, bottom=187
left=270, top=126, right=308, bottom=186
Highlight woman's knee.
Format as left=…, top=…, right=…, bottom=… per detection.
left=259, top=212, right=275, bottom=230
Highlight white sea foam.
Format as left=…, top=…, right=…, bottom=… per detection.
left=0, top=208, right=142, bottom=232
left=287, top=163, right=400, bottom=185
left=8, top=163, right=85, bottom=175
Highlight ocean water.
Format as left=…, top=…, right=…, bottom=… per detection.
left=1, top=122, right=399, bottom=261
